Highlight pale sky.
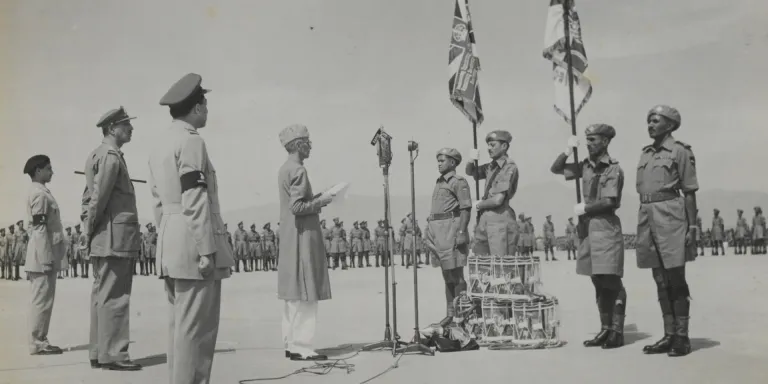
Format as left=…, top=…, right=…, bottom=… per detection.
left=1, top=0, right=767, bottom=225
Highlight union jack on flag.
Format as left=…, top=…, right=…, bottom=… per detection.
left=543, top=0, right=593, bottom=124
left=448, top=0, right=483, bottom=125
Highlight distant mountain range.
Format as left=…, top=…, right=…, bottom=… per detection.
left=45, top=183, right=768, bottom=234
left=217, top=182, right=768, bottom=235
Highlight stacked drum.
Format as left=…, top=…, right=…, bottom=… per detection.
left=455, top=255, right=564, bottom=349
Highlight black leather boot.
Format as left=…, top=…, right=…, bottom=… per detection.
left=668, top=316, right=691, bottom=357
left=602, top=313, right=625, bottom=349
left=643, top=314, right=675, bottom=354
left=584, top=313, right=611, bottom=347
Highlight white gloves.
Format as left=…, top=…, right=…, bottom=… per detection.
left=468, top=149, right=479, bottom=161
left=565, top=136, right=580, bottom=157
left=573, top=203, right=586, bottom=216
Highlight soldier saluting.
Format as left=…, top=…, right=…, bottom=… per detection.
left=149, top=73, right=235, bottom=382
left=551, top=125, right=627, bottom=349
left=635, top=105, right=698, bottom=357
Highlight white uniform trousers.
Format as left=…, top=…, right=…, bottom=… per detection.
left=282, top=300, right=318, bottom=356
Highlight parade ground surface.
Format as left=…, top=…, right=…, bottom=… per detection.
left=1, top=251, right=767, bottom=384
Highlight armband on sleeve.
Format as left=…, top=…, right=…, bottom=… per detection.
left=180, top=171, right=207, bottom=193
left=32, top=214, right=47, bottom=225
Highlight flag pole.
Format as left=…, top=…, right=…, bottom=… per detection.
left=562, top=0, right=582, bottom=204
left=472, top=121, right=481, bottom=212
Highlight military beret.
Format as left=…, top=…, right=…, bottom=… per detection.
left=546, top=215, right=552, bottom=218
left=238, top=221, right=243, bottom=225
left=23, top=154, right=50, bottom=176
left=75, top=224, right=81, bottom=228
left=320, top=219, right=326, bottom=223
left=159, top=73, right=210, bottom=106
left=146, top=223, right=152, bottom=229
left=568, top=217, right=573, bottom=221
left=251, top=224, right=256, bottom=228
left=16, top=220, right=23, bottom=226
left=66, top=227, right=71, bottom=230
left=96, top=106, right=136, bottom=129
left=263, top=223, right=270, bottom=229
left=7, top=225, right=12, bottom=230
left=714, top=208, right=720, bottom=213
left=647, top=105, right=681, bottom=126
left=436, top=148, right=462, bottom=164
left=0, top=228, right=4, bottom=232
left=584, top=124, right=616, bottom=139
left=279, top=124, right=310, bottom=147
left=361, top=221, right=367, bottom=224
left=738, top=209, right=743, bottom=213
left=353, top=221, right=359, bottom=225
left=485, top=130, right=512, bottom=143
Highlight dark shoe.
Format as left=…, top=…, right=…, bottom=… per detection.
left=90, top=359, right=102, bottom=368
left=101, top=360, right=142, bottom=371
left=668, top=316, right=691, bottom=357
left=290, top=354, right=328, bottom=361
left=584, top=312, right=611, bottom=347
left=285, top=350, right=300, bottom=359
left=602, top=314, right=625, bottom=349
left=644, top=315, right=675, bottom=354
left=32, top=346, right=63, bottom=355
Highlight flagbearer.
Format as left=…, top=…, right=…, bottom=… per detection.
left=635, top=105, right=698, bottom=357
left=551, top=124, right=627, bottom=349
left=466, top=130, right=519, bottom=256
left=424, top=148, right=471, bottom=321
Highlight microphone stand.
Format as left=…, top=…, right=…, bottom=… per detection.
left=363, top=127, right=406, bottom=354
left=395, top=141, right=434, bottom=357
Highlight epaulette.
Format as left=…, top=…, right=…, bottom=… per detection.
left=642, top=144, right=654, bottom=151
left=454, top=174, right=466, bottom=181
left=674, top=140, right=691, bottom=149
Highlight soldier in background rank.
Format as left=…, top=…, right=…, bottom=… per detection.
left=69, top=226, right=79, bottom=277
left=350, top=221, right=364, bottom=268
left=466, top=130, right=519, bottom=258
left=695, top=216, right=704, bottom=256
left=0, top=228, right=7, bottom=279
left=516, top=214, right=527, bottom=255
left=6, top=225, right=16, bottom=280
left=735, top=209, right=749, bottom=255
left=414, top=220, right=424, bottom=265
left=399, top=214, right=420, bottom=268
left=62, top=227, right=73, bottom=279
left=711, top=209, right=725, bottom=256
left=552, top=124, right=627, bottom=349
left=23, top=155, right=66, bottom=355
left=635, top=105, right=698, bottom=357
left=13, top=220, right=29, bottom=281
left=329, top=218, right=347, bottom=270
left=262, top=223, right=277, bottom=271
left=752, top=207, right=766, bottom=254
left=225, top=224, right=233, bottom=250
left=360, top=221, right=373, bottom=267
left=543, top=215, right=557, bottom=261
left=565, top=218, right=577, bottom=260
left=320, top=219, right=332, bottom=268
left=233, top=222, right=248, bottom=272
left=76, top=224, right=88, bottom=278
left=82, top=106, right=142, bottom=371
left=147, top=224, right=158, bottom=275
left=423, top=148, right=471, bottom=321
left=374, top=220, right=389, bottom=267
left=151, top=73, right=235, bottom=382
left=248, top=224, right=261, bottom=271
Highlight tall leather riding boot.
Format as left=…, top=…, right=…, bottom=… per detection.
left=1, top=264, right=4, bottom=279
left=668, top=316, right=691, bottom=357
left=584, top=311, right=611, bottom=347
left=643, top=314, right=675, bottom=354
left=375, top=254, right=380, bottom=267
left=341, top=255, right=348, bottom=270
left=14, top=265, right=20, bottom=280
left=349, top=255, right=355, bottom=268
left=365, top=254, right=371, bottom=267
left=602, top=313, right=625, bottom=349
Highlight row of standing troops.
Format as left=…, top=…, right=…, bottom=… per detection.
left=0, top=221, right=29, bottom=280
left=230, top=222, right=279, bottom=272
left=702, top=208, right=767, bottom=255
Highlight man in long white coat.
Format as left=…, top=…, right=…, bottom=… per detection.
left=277, top=124, right=334, bottom=361
left=23, top=155, right=66, bottom=355
left=149, top=73, right=235, bottom=383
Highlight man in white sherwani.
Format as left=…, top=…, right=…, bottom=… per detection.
left=277, top=124, right=335, bottom=361
left=23, top=155, right=65, bottom=355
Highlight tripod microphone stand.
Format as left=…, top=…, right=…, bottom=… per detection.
left=395, top=141, right=434, bottom=357
left=363, top=127, right=406, bottom=354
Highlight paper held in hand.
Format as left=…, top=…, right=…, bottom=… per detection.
left=315, top=182, right=350, bottom=202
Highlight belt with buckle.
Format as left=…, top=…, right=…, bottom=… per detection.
left=428, top=211, right=461, bottom=221
left=640, top=191, right=680, bottom=204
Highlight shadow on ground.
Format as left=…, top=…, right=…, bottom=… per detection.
left=133, top=348, right=237, bottom=368
left=691, top=338, right=720, bottom=352
left=624, top=324, right=652, bottom=346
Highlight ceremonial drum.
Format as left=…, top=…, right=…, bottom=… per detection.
left=467, top=255, right=543, bottom=299
left=455, top=294, right=563, bottom=348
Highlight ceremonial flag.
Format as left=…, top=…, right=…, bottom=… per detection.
left=448, top=0, right=483, bottom=125
left=543, top=0, right=592, bottom=124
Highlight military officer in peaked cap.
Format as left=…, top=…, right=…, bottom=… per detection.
left=149, top=73, right=235, bottom=383
left=81, top=106, right=142, bottom=371
left=466, top=130, right=519, bottom=257
left=424, top=148, right=471, bottom=321
left=635, top=105, right=698, bottom=357
left=551, top=124, right=628, bottom=349
left=23, top=155, right=65, bottom=355
left=277, top=124, right=334, bottom=361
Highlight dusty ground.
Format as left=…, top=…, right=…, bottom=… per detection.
left=1, top=250, right=766, bottom=384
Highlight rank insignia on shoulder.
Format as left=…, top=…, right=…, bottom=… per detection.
left=32, top=214, right=47, bottom=225
left=180, top=171, right=207, bottom=192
